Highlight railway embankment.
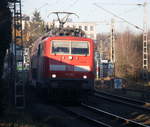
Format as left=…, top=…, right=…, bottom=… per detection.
left=95, top=79, right=150, bottom=102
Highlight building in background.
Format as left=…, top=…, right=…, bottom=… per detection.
left=47, top=21, right=97, bottom=40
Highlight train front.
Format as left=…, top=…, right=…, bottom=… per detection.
left=44, top=36, right=95, bottom=96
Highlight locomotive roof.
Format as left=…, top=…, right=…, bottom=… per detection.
left=31, top=27, right=91, bottom=56
left=44, top=27, right=86, bottom=38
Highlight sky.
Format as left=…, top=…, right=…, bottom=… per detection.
left=22, top=0, right=149, bottom=33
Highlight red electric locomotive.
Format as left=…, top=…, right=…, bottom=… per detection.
left=30, top=12, right=95, bottom=101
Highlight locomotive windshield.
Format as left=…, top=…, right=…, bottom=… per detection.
left=52, top=41, right=70, bottom=54
left=71, top=41, right=89, bottom=55
left=52, top=40, right=89, bottom=55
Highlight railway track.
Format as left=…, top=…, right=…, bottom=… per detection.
left=82, top=103, right=149, bottom=127
left=57, top=103, right=148, bottom=127
left=26, top=85, right=150, bottom=126
left=94, top=90, right=150, bottom=112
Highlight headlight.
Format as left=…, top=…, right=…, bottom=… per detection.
left=52, top=74, right=56, bottom=78
left=68, top=56, right=73, bottom=60
left=83, top=75, right=87, bottom=79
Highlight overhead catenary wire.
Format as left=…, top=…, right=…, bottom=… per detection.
left=93, top=2, right=148, bottom=6
left=93, top=3, right=144, bottom=31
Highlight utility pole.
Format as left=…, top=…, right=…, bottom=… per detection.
left=110, top=18, right=115, bottom=63
left=110, top=18, right=115, bottom=77
left=100, top=40, right=103, bottom=59
left=142, top=1, right=148, bottom=81
left=10, top=0, right=25, bottom=109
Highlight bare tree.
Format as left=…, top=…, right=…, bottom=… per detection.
left=97, top=28, right=143, bottom=81
left=23, top=10, right=46, bottom=47
left=115, top=29, right=142, bottom=80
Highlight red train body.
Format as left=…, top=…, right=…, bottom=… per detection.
left=31, top=35, right=95, bottom=98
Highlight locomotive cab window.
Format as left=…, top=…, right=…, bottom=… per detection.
left=71, top=41, right=89, bottom=55
left=51, top=40, right=89, bottom=55
left=52, top=41, right=70, bottom=54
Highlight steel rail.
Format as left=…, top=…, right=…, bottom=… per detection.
left=94, top=90, right=150, bottom=112
left=82, top=103, right=149, bottom=127
left=95, top=90, right=149, bottom=105
left=57, top=105, right=112, bottom=127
